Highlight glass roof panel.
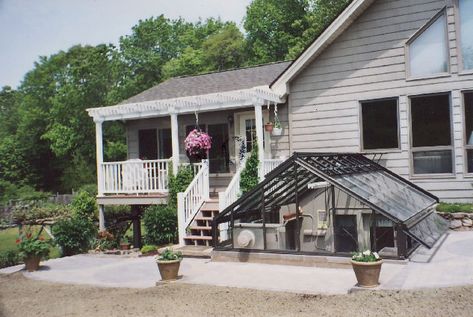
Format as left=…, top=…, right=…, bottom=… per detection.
left=403, top=212, right=449, bottom=248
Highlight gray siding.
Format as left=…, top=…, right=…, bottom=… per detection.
left=288, top=0, right=473, bottom=201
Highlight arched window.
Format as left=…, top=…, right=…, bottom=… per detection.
left=407, top=11, right=448, bottom=78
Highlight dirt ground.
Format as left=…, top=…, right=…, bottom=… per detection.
left=1, top=273, right=473, bottom=317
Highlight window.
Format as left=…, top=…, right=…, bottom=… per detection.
left=464, top=92, right=473, bottom=173
left=158, top=129, right=172, bottom=159
left=138, top=129, right=158, bottom=160
left=408, top=12, right=448, bottom=77
left=410, top=94, right=453, bottom=174
left=459, top=0, right=473, bottom=70
left=361, top=99, right=399, bottom=150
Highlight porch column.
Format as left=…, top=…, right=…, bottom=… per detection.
left=170, top=111, right=180, bottom=175
left=94, top=119, right=104, bottom=196
left=254, top=102, right=265, bottom=180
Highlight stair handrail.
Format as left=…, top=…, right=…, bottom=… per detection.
left=177, top=159, right=209, bottom=245
left=218, top=154, right=248, bottom=213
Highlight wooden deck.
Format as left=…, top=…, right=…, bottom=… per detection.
left=97, top=193, right=168, bottom=205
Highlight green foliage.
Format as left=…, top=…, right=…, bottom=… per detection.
left=140, top=244, right=157, bottom=255
left=240, top=144, right=260, bottom=194
left=168, top=166, right=195, bottom=208
left=71, top=190, right=97, bottom=220
left=0, top=181, right=51, bottom=206
left=143, top=205, right=177, bottom=246
left=157, top=248, right=182, bottom=261
left=351, top=250, right=381, bottom=262
left=11, top=203, right=70, bottom=224
left=78, top=184, right=98, bottom=196
left=0, top=250, right=20, bottom=268
left=94, top=230, right=117, bottom=251
left=436, top=202, right=473, bottom=213
left=16, top=227, right=50, bottom=259
left=52, top=216, right=97, bottom=256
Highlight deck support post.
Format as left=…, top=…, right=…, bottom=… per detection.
left=94, top=119, right=104, bottom=196
left=170, top=111, right=180, bottom=176
left=132, top=205, right=142, bottom=249
left=98, top=204, right=105, bottom=231
left=254, top=101, right=265, bottom=180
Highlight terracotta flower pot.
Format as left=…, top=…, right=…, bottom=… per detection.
left=264, top=123, right=274, bottom=132
left=157, top=259, right=181, bottom=280
left=24, top=255, right=42, bottom=272
left=120, top=243, right=131, bottom=250
left=350, top=259, right=383, bottom=288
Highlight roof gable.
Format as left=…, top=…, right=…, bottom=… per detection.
left=271, top=0, right=376, bottom=95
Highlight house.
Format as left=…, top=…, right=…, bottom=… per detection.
left=87, top=0, right=471, bottom=256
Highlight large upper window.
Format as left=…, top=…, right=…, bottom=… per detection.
left=459, top=0, right=473, bottom=70
left=408, top=12, right=448, bottom=77
left=464, top=92, right=473, bottom=173
left=361, top=99, right=399, bottom=150
left=410, top=94, right=453, bottom=175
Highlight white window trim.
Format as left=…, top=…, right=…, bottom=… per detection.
left=462, top=90, right=473, bottom=175
left=359, top=97, right=401, bottom=152
left=405, top=8, right=450, bottom=80
left=408, top=92, right=455, bottom=178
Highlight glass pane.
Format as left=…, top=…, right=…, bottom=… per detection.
left=465, top=93, right=473, bottom=145
left=413, top=150, right=452, bottom=174
left=334, top=171, right=436, bottom=222
left=459, top=0, right=473, bottom=70
left=245, top=119, right=256, bottom=153
left=404, top=213, right=448, bottom=248
left=361, top=99, right=398, bottom=149
left=467, top=149, right=473, bottom=173
left=411, top=94, right=451, bottom=147
left=409, top=13, right=448, bottom=77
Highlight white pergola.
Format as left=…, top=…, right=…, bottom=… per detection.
left=87, top=85, right=285, bottom=183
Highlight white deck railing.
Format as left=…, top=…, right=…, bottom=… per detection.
left=100, top=159, right=171, bottom=195
left=261, top=158, right=285, bottom=178
left=177, top=160, right=210, bottom=245
left=218, top=155, right=248, bottom=213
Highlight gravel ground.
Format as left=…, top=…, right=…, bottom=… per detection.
left=1, top=273, right=473, bottom=317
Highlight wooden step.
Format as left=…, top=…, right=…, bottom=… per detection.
left=194, top=216, right=213, bottom=221
left=189, top=226, right=212, bottom=231
left=183, top=235, right=212, bottom=241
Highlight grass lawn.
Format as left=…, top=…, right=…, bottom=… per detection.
left=0, top=226, right=61, bottom=259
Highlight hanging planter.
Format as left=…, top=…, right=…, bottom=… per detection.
left=272, top=105, right=283, bottom=136
left=184, top=129, right=212, bottom=161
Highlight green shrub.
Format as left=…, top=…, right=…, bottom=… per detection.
left=140, top=244, right=157, bottom=254
left=168, top=166, right=195, bottom=207
left=436, top=202, right=473, bottom=213
left=143, top=205, right=177, bottom=245
left=71, top=190, right=97, bottom=220
left=78, top=184, right=98, bottom=196
left=52, top=216, right=97, bottom=256
left=240, top=144, right=259, bottom=194
left=11, top=203, right=70, bottom=224
left=0, top=250, right=20, bottom=268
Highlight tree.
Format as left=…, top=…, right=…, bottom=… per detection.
left=244, top=0, right=308, bottom=64
left=0, top=86, right=20, bottom=138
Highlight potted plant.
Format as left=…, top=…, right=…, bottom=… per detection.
left=120, top=235, right=131, bottom=250
left=184, top=129, right=212, bottom=161
left=264, top=122, right=274, bottom=132
left=16, top=228, right=50, bottom=272
left=156, top=248, right=183, bottom=280
left=272, top=116, right=283, bottom=136
left=350, top=250, right=383, bottom=288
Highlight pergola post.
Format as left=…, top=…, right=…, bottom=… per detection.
left=170, top=111, right=180, bottom=175
left=254, top=101, right=265, bottom=180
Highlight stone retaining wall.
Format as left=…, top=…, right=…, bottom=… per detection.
left=437, top=212, right=473, bottom=230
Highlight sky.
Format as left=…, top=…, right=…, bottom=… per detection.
left=0, top=0, right=252, bottom=88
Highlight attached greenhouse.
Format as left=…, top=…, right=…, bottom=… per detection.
left=212, top=153, right=449, bottom=259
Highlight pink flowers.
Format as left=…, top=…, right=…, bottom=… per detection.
left=184, top=129, right=212, bottom=155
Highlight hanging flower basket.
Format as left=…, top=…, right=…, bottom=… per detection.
left=185, top=129, right=212, bottom=161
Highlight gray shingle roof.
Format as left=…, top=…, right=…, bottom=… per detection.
left=122, top=61, right=292, bottom=104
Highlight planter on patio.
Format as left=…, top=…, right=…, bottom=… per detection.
left=156, top=248, right=183, bottom=281
left=351, top=250, right=383, bottom=288
left=24, top=255, right=42, bottom=272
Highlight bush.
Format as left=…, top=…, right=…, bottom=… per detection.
left=0, top=250, right=20, bottom=268
left=71, top=190, right=97, bottom=220
left=168, top=166, right=195, bottom=207
left=52, top=216, right=97, bottom=256
left=436, top=202, right=473, bottom=213
left=240, top=144, right=259, bottom=194
left=143, top=205, right=177, bottom=245
left=140, top=244, right=157, bottom=255
left=11, top=203, right=70, bottom=224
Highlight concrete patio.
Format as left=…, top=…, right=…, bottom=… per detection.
left=2, top=231, right=473, bottom=295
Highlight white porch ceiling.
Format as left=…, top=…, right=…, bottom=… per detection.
left=87, top=85, right=284, bottom=122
